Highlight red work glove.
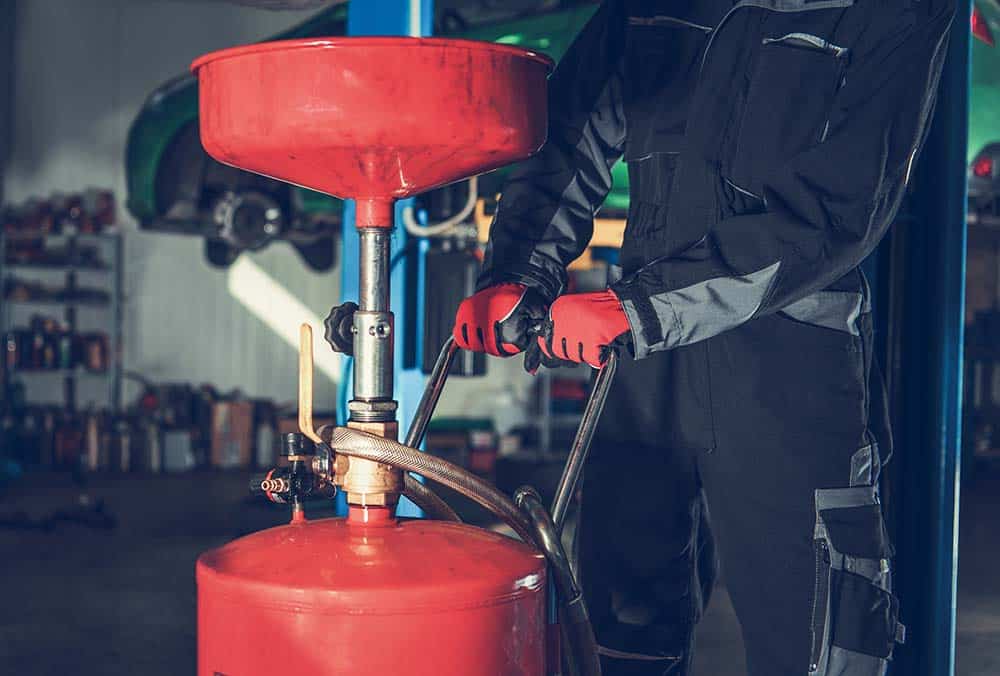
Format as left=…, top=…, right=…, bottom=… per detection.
left=539, top=290, right=631, bottom=369
left=453, top=283, right=547, bottom=356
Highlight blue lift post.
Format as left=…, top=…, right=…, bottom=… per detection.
left=340, top=0, right=434, bottom=517
left=887, top=4, right=971, bottom=675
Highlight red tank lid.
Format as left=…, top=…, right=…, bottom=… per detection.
left=197, top=514, right=545, bottom=614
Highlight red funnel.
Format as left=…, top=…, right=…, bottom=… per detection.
left=192, top=38, right=552, bottom=227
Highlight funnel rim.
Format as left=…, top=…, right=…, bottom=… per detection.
left=190, top=36, right=554, bottom=74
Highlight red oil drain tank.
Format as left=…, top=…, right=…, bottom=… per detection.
left=191, top=37, right=554, bottom=675
left=197, top=507, right=547, bottom=675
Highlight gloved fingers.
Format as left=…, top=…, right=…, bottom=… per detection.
left=452, top=283, right=538, bottom=357
left=525, top=340, right=573, bottom=373
left=559, top=336, right=573, bottom=362
left=548, top=324, right=577, bottom=363
left=453, top=321, right=471, bottom=350
left=493, top=321, right=523, bottom=357
left=453, top=321, right=486, bottom=353
left=538, top=333, right=555, bottom=361
left=477, top=325, right=502, bottom=356
left=582, top=343, right=605, bottom=370
left=523, top=342, right=541, bottom=374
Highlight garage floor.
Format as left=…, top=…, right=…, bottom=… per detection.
left=0, top=467, right=996, bottom=675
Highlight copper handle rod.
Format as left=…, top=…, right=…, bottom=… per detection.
left=298, top=323, right=321, bottom=444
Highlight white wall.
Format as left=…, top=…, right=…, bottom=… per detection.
left=5, top=0, right=341, bottom=408
left=4, top=0, right=528, bottom=418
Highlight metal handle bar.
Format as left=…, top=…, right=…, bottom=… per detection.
left=404, top=336, right=460, bottom=450
left=403, top=337, right=618, bottom=533
left=549, top=351, right=616, bottom=531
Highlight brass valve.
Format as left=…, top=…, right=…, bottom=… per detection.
left=299, top=323, right=401, bottom=507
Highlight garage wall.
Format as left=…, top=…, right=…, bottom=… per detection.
left=3, top=0, right=527, bottom=418
left=4, top=0, right=341, bottom=408
left=0, top=0, right=13, bottom=204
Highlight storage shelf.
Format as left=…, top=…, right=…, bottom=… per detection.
left=8, top=367, right=110, bottom=377
left=4, top=261, right=110, bottom=272
left=1, top=226, right=123, bottom=413
left=5, top=297, right=110, bottom=307
left=2, top=230, right=121, bottom=242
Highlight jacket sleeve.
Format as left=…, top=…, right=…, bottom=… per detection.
left=477, top=0, right=628, bottom=303
left=611, top=3, right=955, bottom=358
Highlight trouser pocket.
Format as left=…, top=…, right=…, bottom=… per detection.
left=809, top=484, right=903, bottom=676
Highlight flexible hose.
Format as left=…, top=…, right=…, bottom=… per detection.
left=327, top=426, right=534, bottom=542
left=401, top=176, right=478, bottom=238
left=328, top=428, right=672, bottom=669
left=402, top=474, right=461, bottom=522
left=516, top=486, right=602, bottom=676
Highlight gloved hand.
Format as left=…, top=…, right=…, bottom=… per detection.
left=453, top=283, right=548, bottom=356
left=538, top=289, right=631, bottom=369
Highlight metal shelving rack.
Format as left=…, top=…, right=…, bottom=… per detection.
left=0, top=230, right=124, bottom=412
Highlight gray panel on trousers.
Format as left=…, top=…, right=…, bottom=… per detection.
left=825, top=646, right=887, bottom=676
left=850, top=444, right=877, bottom=487
left=780, top=290, right=865, bottom=335
left=815, top=485, right=878, bottom=511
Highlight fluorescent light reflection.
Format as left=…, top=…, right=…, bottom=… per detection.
left=226, top=257, right=341, bottom=383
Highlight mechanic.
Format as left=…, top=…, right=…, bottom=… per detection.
left=452, top=1, right=955, bottom=674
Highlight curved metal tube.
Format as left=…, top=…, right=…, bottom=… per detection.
left=402, top=474, right=461, bottom=522
left=327, top=426, right=534, bottom=542
left=404, top=336, right=458, bottom=450
left=550, top=351, right=618, bottom=530
left=516, top=486, right=602, bottom=676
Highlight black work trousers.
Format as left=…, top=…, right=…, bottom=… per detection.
left=580, top=309, right=897, bottom=676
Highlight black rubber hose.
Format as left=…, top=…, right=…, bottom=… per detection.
left=325, top=427, right=534, bottom=542
left=516, top=486, right=602, bottom=676
left=402, top=474, right=461, bottom=522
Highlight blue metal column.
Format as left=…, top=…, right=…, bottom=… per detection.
left=340, top=0, right=433, bottom=517
left=889, top=5, right=970, bottom=674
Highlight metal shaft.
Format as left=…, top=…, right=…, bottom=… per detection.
left=404, top=337, right=459, bottom=449
left=550, top=353, right=618, bottom=531
left=358, top=228, right=390, bottom=313
left=352, top=228, right=395, bottom=416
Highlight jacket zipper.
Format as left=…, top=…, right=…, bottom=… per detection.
left=809, top=539, right=832, bottom=673
left=761, top=32, right=849, bottom=58
left=700, top=1, right=857, bottom=75
left=628, top=16, right=713, bottom=33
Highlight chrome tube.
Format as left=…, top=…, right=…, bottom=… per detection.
left=550, top=352, right=618, bottom=531
left=358, top=228, right=390, bottom=312
left=353, top=228, right=394, bottom=411
left=404, top=337, right=459, bottom=449
left=516, top=486, right=602, bottom=676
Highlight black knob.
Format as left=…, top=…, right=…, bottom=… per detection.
left=323, top=302, right=357, bottom=355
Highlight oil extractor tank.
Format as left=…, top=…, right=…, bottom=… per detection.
left=197, top=506, right=547, bottom=675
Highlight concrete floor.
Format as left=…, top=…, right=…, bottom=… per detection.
left=0, top=467, right=996, bottom=675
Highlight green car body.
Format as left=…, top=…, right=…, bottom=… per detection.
left=971, top=2, right=1000, bottom=166
left=125, top=6, right=352, bottom=226
left=124, top=2, right=630, bottom=232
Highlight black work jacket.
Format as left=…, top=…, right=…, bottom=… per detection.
left=479, top=0, right=955, bottom=358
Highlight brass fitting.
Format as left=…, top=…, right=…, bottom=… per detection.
left=333, top=420, right=403, bottom=506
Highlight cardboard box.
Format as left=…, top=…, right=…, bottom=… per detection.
left=211, top=400, right=254, bottom=469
